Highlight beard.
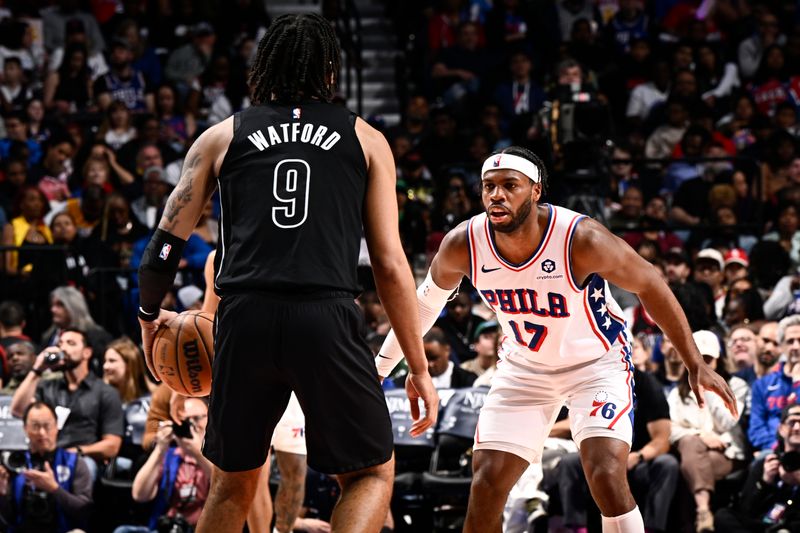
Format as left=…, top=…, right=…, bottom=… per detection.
left=488, top=197, right=533, bottom=234
left=759, top=352, right=779, bottom=368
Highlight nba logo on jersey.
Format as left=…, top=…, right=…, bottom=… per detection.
left=292, top=107, right=302, bottom=120
left=159, top=243, right=171, bottom=260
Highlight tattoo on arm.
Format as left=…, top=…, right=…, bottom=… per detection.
left=161, top=151, right=211, bottom=231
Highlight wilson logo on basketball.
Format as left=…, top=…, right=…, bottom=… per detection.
left=183, top=340, right=204, bottom=394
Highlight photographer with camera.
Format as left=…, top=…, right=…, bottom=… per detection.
left=120, top=397, right=211, bottom=533
left=715, top=403, right=800, bottom=531
left=0, top=401, right=93, bottom=532
left=10, top=329, right=123, bottom=481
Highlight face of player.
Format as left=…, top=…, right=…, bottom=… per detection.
left=25, top=406, right=58, bottom=455
left=482, top=170, right=541, bottom=234
left=424, top=341, right=451, bottom=378
left=727, top=327, right=757, bottom=370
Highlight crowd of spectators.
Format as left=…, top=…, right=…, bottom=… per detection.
left=0, top=0, right=799, bottom=531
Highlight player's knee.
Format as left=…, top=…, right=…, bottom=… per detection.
left=470, top=462, right=508, bottom=503
left=584, top=457, right=626, bottom=492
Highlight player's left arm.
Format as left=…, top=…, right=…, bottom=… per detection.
left=137, top=117, right=232, bottom=378
left=571, top=218, right=738, bottom=416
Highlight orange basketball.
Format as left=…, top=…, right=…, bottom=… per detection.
left=152, top=310, right=215, bottom=397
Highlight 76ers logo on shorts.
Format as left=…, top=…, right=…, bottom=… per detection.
left=590, top=391, right=617, bottom=420
left=159, top=243, right=171, bottom=260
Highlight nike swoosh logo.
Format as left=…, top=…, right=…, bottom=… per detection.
left=767, top=385, right=780, bottom=391
left=481, top=265, right=502, bottom=273
left=377, top=354, right=391, bottom=359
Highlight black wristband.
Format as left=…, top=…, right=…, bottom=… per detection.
left=32, top=367, right=44, bottom=377
left=138, top=229, right=187, bottom=317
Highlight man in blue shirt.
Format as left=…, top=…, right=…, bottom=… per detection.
left=749, top=315, right=800, bottom=451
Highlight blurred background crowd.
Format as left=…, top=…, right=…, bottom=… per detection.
left=1, top=0, right=800, bottom=531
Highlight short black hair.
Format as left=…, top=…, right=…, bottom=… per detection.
left=61, top=327, right=88, bottom=347
left=423, top=327, right=450, bottom=346
left=23, top=401, right=58, bottom=425
left=3, top=57, right=21, bottom=68
left=0, top=300, right=25, bottom=328
left=249, top=13, right=341, bottom=105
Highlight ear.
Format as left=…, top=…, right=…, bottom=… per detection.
left=532, top=182, right=542, bottom=202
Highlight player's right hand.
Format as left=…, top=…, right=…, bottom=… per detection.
left=139, top=308, right=178, bottom=381
left=406, top=371, right=439, bottom=437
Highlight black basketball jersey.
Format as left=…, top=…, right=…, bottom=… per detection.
left=214, top=101, right=367, bottom=295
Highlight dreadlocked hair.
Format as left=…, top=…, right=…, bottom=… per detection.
left=495, top=146, right=549, bottom=193
left=249, top=13, right=341, bottom=105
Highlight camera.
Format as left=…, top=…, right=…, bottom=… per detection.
left=0, top=450, right=26, bottom=474
left=157, top=513, right=190, bottom=533
left=171, top=418, right=193, bottom=439
left=44, top=351, right=66, bottom=368
left=23, top=489, right=50, bottom=516
left=779, top=450, right=800, bottom=472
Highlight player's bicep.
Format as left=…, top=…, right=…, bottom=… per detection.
left=430, top=223, right=470, bottom=290
left=573, top=219, right=659, bottom=295
left=358, top=121, right=403, bottom=262
left=158, top=128, right=222, bottom=239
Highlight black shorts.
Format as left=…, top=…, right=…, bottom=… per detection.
left=203, top=291, right=393, bottom=474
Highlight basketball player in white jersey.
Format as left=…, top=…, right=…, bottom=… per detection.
left=377, top=146, right=737, bottom=532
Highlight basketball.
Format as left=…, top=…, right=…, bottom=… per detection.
left=152, top=310, right=215, bottom=397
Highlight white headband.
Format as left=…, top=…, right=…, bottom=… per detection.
left=481, top=153, right=540, bottom=183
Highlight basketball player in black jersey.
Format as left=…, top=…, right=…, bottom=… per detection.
left=136, top=14, right=438, bottom=533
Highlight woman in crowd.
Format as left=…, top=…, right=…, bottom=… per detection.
left=103, top=337, right=153, bottom=404
left=98, top=100, right=137, bottom=150
left=762, top=202, right=800, bottom=265
left=43, top=42, right=93, bottom=113
left=46, top=211, right=91, bottom=293
left=25, top=98, right=52, bottom=144
left=155, top=83, right=195, bottom=152
left=103, top=337, right=153, bottom=463
left=1, top=185, right=51, bottom=276
left=90, top=192, right=148, bottom=269
left=668, top=330, right=748, bottom=533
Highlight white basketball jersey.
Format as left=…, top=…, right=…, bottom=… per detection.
left=466, top=204, right=627, bottom=368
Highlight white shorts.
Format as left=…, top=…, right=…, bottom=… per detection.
left=271, top=393, right=307, bottom=455
left=474, top=339, right=634, bottom=464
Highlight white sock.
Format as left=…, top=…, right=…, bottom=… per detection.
left=601, top=505, right=644, bottom=533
